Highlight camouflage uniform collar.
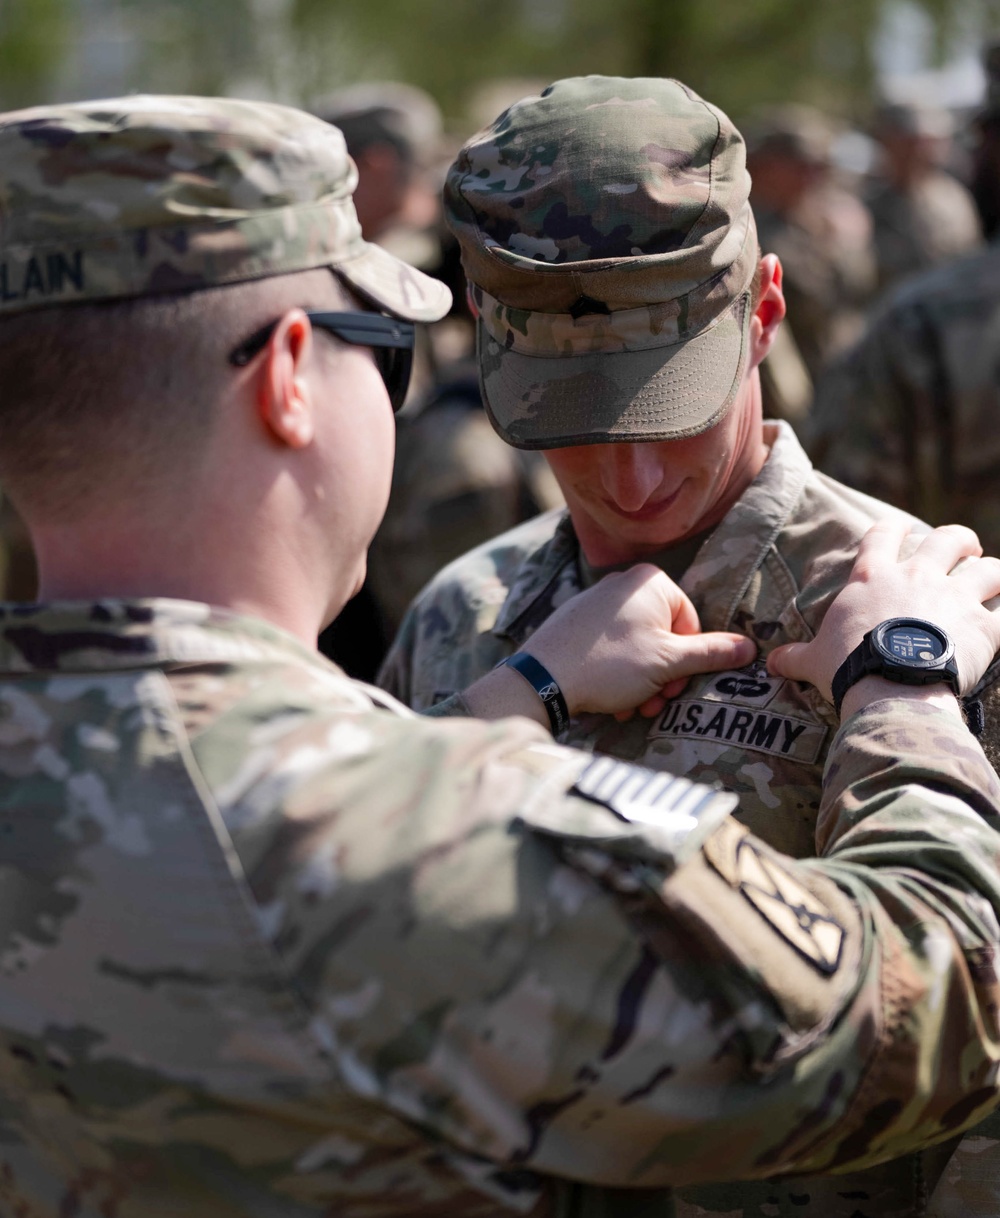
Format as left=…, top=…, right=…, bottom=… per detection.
left=0, top=599, right=327, bottom=674
left=492, top=512, right=582, bottom=644
left=491, top=421, right=810, bottom=644
left=680, top=420, right=812, bottom=630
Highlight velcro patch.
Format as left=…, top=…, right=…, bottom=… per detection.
left=735, top=839, right=845, bottom=974
left=572, top=754, right=736, bottom=832
left=649, top=699, right=827, bottom=764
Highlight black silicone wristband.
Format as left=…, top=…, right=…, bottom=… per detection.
left=830, top=645, right=870, bottom=717
left=501, top=652, right=570, bottom=736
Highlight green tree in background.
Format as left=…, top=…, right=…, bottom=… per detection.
left=285, top=0, right=1000, bottom=124
left=0, top=0, right=73, bottom=107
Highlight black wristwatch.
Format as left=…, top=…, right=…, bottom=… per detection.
left=830, top=617, right=960, bottom=716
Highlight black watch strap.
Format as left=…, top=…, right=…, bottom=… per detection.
left=831, top=643, right=874, bottom=716
left=831, top=620, right=961, bottom=717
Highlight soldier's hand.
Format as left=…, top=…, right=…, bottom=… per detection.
left=768, top=521, right=1000, bottom=707
left=526, top=563, right=756, bottom=721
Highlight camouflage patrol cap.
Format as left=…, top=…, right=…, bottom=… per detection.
left=874, top=101, right=953, bottom=141
left=0, top=94, right=451, bottom=320
left=444, top=76, right=758, bottom=449
left=745, top=103, right=833, bottom=166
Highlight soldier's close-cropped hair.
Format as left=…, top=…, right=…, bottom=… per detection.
left=0, top=268, right=353, bottom=524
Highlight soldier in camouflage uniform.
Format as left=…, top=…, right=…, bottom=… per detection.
left=379, top=75, right=1000, bottom=1215
left=808, top=72, right=1000, bottom=563
left=5, top=93, right=1000, bottom=1218
left=865, top=101, right=982, bottom=294
left=744, top=104, right=876, bottom=389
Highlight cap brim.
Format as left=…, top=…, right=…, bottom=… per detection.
left=334, top=239, right=451, bottom=323
left=479, top=296, right=750, bottom=449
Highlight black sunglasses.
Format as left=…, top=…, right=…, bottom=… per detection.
left=228, top=311, right=415, bottom=413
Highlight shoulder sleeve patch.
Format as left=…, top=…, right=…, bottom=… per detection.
left=734, top=839, right=845, bottom=974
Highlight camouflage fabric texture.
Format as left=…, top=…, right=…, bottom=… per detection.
left=807, top=242, right=1000, bottom=562
left=4, top=599, right=1000, bottom=1217
left=367, top=365, right=564, bottom=636
left=379, top=420, right=1000, bottom=1216
left=380, top=423, right=927, bottom=856
left=0, top=95, right=450, bottom=320
left=443, top=76, right=759, bottom=447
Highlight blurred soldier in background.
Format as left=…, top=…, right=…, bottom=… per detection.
left=808, top=48, right=1000, bottom=567
left=866, top=100, right=982, bottom=292
left=315, top=82, right=561, bottom=669
left=745, top=103, right=875, bottom=419
left=380, top=74, right=1000, bottom=1217
left=312, top=80, right=443, bottom=251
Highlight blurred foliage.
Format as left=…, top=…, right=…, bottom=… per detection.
left=1, top=0, right=1000, bottom=126
left=0, top=0, right=74, bottom=106
left=289, top=0, right=1000, bottom=126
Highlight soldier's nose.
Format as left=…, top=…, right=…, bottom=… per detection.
left=599, top=444, right=666, bottom=512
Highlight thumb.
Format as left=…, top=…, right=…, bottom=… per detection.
left=767, top=641, right=812, bottom=683
left=667, top=632, right=756, bottom=678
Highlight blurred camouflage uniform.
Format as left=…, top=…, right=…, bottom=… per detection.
left=368, top=362, right=563, bottom=636
left=808, top=246, right=1000, bottom=559
left=866, top=102, right=982, bottom=293
left=4, top=92, right=1000, bottom=1217
left=379, top=76, right=1000, bottom=1216
left=808, top=68, right=1000, bottom=569
left=746, top=105, right=876, bottom=389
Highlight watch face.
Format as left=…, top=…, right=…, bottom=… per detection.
left=883, top=625, right=946, bottom=663
left=873, top=618, right=953, bottom=668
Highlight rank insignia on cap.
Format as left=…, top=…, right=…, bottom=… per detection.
left=735, top=840, right=845, bottom=974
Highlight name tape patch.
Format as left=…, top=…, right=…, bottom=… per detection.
left=650, top=699, right=827, bottom=764
left=1, top=252, right=84, bottom=304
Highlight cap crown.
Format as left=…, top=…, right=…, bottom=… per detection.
left=0, top=94, right=450, bottom=321
left=445, top=75, right=756, bottom=325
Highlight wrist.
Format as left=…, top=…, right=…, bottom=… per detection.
left=839, top=676, right=963, bottom=722
left=831, top=617, right=960, bottom=716
left=518, top=638, right=579, bottom=716
left=461, top=664, right=551, bottom=729
left=497, top=652, right=571, bottom=735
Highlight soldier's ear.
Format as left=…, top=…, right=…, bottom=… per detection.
left=256, top=309, right=316, bottom=449
left=465, top=284, right=480, bottom=319
left=748, top=254, right=786, bottom=368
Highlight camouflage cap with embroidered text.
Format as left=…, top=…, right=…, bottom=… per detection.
left=445, top=75, right=758, bottom=448
left=0, top=94, right=451, bottom=321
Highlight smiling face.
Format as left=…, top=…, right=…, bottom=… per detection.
left=540, top=254, right=785, bottom=567
left=543, top=375, right=768, bottom=566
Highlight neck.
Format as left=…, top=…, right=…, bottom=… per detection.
left=32, top=509, right=341, bottom=648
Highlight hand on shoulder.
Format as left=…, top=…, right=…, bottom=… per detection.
left=768, top=521, right=1000, bottom=715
